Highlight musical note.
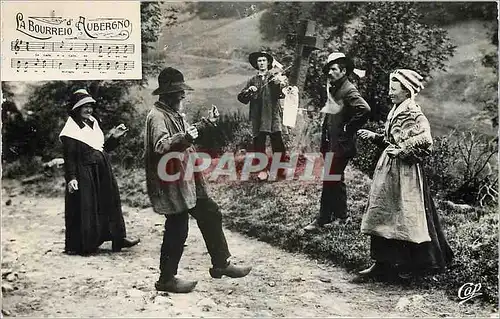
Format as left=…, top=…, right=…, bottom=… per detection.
left=83, top=43, right=88, bottom=51
left=123, top=62, right=128, bottom=70
left=16, top=60, right=21, bottom=69
left=58, top=61, right=63, bottom=69
left=83, top=59, right=88, bottom=68
left=123, top=45, right=128, bottom=53
left=42, top=60, right=47, bottom=68
left=75, top=62, right=79, bottom=69
left=106, top=62, right=111, bottom=70
left=98, top=45, right=103, bottom=53
left=26, top=41, right=30, bottom=51
left=24, top=61, right=28, bottom=69
left=115, top=45, right=119, bottom=54
left=59, top=41, right=64, bottom=49
left=34, top=58, right=39, bottom=67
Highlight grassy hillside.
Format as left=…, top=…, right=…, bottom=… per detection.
left=139, top=14, right=497, bottom=136
left=418, top=20, right=497, bottom=136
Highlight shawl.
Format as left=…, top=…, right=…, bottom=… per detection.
left=59, top=115, right=104, bottom=152
left=385, top=98, right=433, bottom=160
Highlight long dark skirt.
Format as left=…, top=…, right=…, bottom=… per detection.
left=370, top=171, right=454, bottom=273
left=64, top=150, right=126, bottom=255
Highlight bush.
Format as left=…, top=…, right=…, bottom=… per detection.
left=350, top=121, right=385, bottom=178
left=194, top=110, right=253, bottom=156
left=424, top=131, right=498, bottom=206
left=2, top=156, right=44, bottom=179
left=436, top=202, right=498, bottom=303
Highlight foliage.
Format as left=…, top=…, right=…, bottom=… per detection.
left=259, top=2, right=362, bottom=42
left=481, top=23, right=498, bottom=128
left=349, top=3, right=456, bottom=121
left=436, top=202, right=498, bottom=303
left=350, top=126, right=498, bottom=207
left=193, top=110, right=252, bottom=156
left=261, top=2, right=455, bottom=123
left=424, top=131, right=498, bottom=206
left=415, top=2, right=497, bottom=26
left=350, top=121, right=385, bottom=178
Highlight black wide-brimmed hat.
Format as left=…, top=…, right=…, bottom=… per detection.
left=152, top=67, right=194, bottom=95
left=322, top=52, right=355, bottom=75
left=248, top=51, right=274, bottom=70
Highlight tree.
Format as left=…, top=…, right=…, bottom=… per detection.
left=259, top=2, right=361, bottom=42
left=261, top=2, right=455, bottom=121
left=348, top=2, right=456, bottom=120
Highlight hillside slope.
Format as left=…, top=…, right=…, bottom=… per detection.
left=148, top=15, right=497, bottom=136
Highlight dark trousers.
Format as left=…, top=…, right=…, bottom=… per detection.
left=159, top=198, right=231, bottom=280
left=317, top=156, right=350, bottom=224
left=253, top=131, right=286, bottom=155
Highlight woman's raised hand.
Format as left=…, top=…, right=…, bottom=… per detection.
left=110, top=123, right=129, bottom=138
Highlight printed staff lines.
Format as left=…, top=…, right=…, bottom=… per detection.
left=10, top=58, right=135, bottom=71
left=11, top=39, right=135, bottom=54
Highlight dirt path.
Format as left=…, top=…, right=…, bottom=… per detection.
left=1, top=192, right=494, bottom=317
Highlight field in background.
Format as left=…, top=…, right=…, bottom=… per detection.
left=135, top=12, right=497, bottom=136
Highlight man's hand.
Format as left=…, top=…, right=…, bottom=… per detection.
left=185, top=126, right=199, bottom=142
left=247, top=86, right=258, bottom=93
left=67, top=179, right=79, bottom=193
left=386, top=145, right=401, bottom=158
left=208, top=105, right=220, bottom=124
left=357, top=129, right=376, bottom=140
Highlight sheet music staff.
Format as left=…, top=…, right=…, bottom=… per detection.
left=10, top=58, right=134, bottom=71
left=11, top=39, right=135, bottom=54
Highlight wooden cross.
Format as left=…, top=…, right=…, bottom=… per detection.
left=286, top=20, right=323, bottom=109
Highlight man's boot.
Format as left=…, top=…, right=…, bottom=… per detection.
left=303, top=219, right=330, bottom=232
left=112, top=237, right=140, bottom=252
left=209, top=262, right=252, bottom=279
left=155, top=277, right=198, bottom=293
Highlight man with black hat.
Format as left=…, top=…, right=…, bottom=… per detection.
left=237, top=51, right=288, bottom=177
left=144, top=67, right=252, bottom=293
left=304, top=52, right=371, bottom=231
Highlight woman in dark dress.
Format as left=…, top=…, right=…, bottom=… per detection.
left=59, top=89, right=139, bottom=255
left=357, top=69, right=453, bottom=279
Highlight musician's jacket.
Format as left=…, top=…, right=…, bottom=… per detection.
left=237, top=73, right=284, bottom=136
left=320, top=76, right=371, bottom=158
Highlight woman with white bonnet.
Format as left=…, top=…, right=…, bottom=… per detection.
left=59, top=89, right=140, bottom=256
left=357, top=69, right=453, bottom=280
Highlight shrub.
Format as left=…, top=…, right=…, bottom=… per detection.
left=425, top=131, right=498, bottom=206
left=193, top=110, right=253, bottom=156
left=350, top=121, right=385, bottom=178
left=436, top=202, right=498, bottom=303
